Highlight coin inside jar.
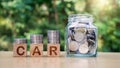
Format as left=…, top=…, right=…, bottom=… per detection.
left=79, top=41, right=89, bottom=54
left=69, top=41, right=79, bottom=51
left=74, top=28, right=86, bottom=42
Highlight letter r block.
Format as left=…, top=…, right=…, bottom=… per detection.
left=13, top=44, right=27, bottom=57
left=47, top=44, right=60, bottom=57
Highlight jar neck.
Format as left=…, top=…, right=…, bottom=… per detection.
left=68, top=14, right=93, bottom=25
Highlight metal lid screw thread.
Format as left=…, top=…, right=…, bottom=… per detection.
left=30, top=34, right=43, bottom=44
left=14, top=38, right=27, bottom=44
left=47, top=30, right=60, bottom=44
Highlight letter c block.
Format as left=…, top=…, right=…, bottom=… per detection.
left=13, top=44, right=27, bottom=57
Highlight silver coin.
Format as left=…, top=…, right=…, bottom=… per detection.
left=79, top=41, right=89, bottom=54
left=30, top=34, right=43, bottom=44
left=30, top=34, right=43, bottom=40
left=69, top=41, right=79, bottom=51
left=47, top=30, right=60, bottom=44
left=74, top=28, right=86, bottom=42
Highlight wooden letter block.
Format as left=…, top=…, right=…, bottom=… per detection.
left=30, top=44, right=43, bottom=57
left=13, top=44, right=27, bottom=57
left=47, top=44, right=60, bottom=57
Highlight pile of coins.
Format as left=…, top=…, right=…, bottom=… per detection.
left=14, top=30, right=60, bottom=44
left=87, top=29, right=96, bottom=53
left=30, top=34, right=43, bottom=44
left=47, top=30, right=60, bottom=44
left=68, top=27, right=96, bottom=54
left=14, top=38, right=27, bottom=44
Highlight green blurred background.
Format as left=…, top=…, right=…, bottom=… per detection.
left=0, top=0, right=120, bottom=52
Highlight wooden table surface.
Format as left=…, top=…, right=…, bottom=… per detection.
left=0, top=51, right=120, bottom=68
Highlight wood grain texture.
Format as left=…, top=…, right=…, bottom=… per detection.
left=0, top=52, right=120, bottom=68
left=47, top=44, right=60, bottom=57
left=30, top=44, right=43, bottom=57
left=13, top=44, right=27, bottom=57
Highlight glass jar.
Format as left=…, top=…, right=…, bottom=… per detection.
left=66, top=14, right=97, bottom=57
left=13, top=38, right=27, bottom=57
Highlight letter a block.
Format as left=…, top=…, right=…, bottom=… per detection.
left=13, top=44, right=27, bottom=57
left=47, top=44, right=60, bottom=57
left=30, top=44, right=43, bottom=57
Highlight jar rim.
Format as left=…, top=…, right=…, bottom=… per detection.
left=68, top=14, right=93, bottom=23
left=68, top=14, right=93, bottom=18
